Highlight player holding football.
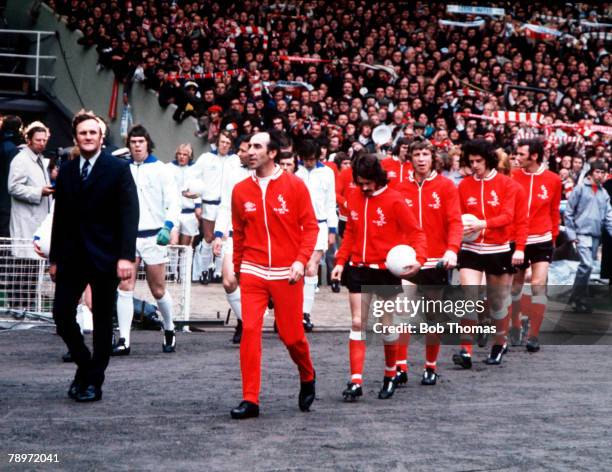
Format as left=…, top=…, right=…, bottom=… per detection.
left=331, top=153, right=427, bottom=401
left=454, top=139, right=516, bottom=367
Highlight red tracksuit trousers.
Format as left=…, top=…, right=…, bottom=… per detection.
left=240, top=273, right=315, bottom=404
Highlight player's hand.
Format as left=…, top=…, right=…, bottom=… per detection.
left=328, top=233, right=336, bottom=247
left=48, top=263, right=57, bottom=282
left=156, top=227, right=171, bottom=246
left=33, top=242, right=46, bottom=259
left=212, top=237, right=223, bottom=257
left=512, top=250, right=525, bottom=266
left=117, top=259, right=133, bottom=281
left=442, top=250, right=457, bottom=270
left=399, top=262, right=421, bottom=279
left=331, top=264, right=344, bottom=281
left=463, top=219, right=485, bottom=235
left=288, top=261, right=305, bottom=285
left=170, top=229, right=179, bottom=245
left=41, top=185, right=55, bottom=196
left=182, top=190, right=199, bottom=199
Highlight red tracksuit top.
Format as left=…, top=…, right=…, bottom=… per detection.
left=507, top=177, right=529, bottom=251
left=512, top=165, right=562, bottom=245
left=232, top=166, right=319, bottom=280
left=458, top=169, right=516, bottom=254
left=335, top=185, right=428, bottom=269
left=336, top=166, right=357, bottom=221
left=381, top=156, right=413, bottom=189
left=399, top=171, right=463, bottom=268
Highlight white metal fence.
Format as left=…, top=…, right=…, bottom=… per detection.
left=0, top=239, right=193, bottom=322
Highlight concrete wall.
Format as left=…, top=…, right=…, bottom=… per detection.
left=4, top=0, right=208, bottom=160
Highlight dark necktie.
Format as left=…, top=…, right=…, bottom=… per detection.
left=81, top=160, right=90, bottom=181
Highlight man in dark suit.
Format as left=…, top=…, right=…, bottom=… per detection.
left=50, top=112, right=139, bottom=402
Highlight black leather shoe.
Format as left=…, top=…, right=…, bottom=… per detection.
left=199, top=270, right=210, bottom=285
left=75, top=385, right=102, bottom=402
left=526, top=336, right=540, bottom=353
left=111, top=337, right=131, bottom=356
left=378, top=376, right=397, bottom=400
left=331, top=281, right=341, bottom=293
left=395, top=368, right=408, bottom=386
left=452, top=349, right=472, bottom=369
left=232, top=319, right=243, bottom=344
left=485, top=344, right=506, bottom=365
left=421, top=368, right=438, bottom=386
left=298, top=373, right=316, bottom=412
left=342, top=382, right=363, bottom=402
left=162, top=330, right=176, bottom=353
left=230, top=400, right=259, bottom=419
left=68, top=380, right=80, bottom=400
left=303, top=313, right=314, bottom=333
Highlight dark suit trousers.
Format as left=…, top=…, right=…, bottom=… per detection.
left=52, top=263, right=119, bottom=388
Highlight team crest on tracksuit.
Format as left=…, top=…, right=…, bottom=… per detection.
left=467, top=196, right=478, bottom=206
left=387, top=171, right=397, bottom=178
left=350, top=210, right=359, bottom=221
left=537, top=185, right=549, bottom=200
left=429, top=192, right=441, bottom=209
left=273, top=194, right=289, bottom=214
left=405, top=198, right=413, bottom=207
left=487, top=190, right=499, bottom=207
left=244, top=201, right=256, bottom=212
left=373, top=207, right=387, bottom=226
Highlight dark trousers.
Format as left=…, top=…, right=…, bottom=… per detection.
left=52, top=263, right=119, bottom=388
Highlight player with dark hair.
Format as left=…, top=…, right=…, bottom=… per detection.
left=454, top=139, right=516, bottom=368
left=331, top=153, right=427, bottom=401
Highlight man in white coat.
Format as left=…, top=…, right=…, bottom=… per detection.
left=8, top=123, right=54, bottom=308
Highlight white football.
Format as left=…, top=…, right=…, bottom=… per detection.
left=33, top=212, right=53, bottom=258
left=462, top=213, right=481, bottom=242
left=386, top=245, right=417, bottom=277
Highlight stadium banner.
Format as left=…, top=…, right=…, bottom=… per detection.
left=439, top=19, right=485, bottom=28
left=446, top=5, right=505, bottom=17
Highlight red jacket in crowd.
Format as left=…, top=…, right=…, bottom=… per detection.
left=336, top=166, right=357, bottom=222
left=507, top=177, right=529, bottom=251
left=399, top=171, right=463, bottom=268
left=458, top=169, right=516, bottom=254
left=512, top=165, right=562, bottom=245
left=335, top=185, right=427, bottom=269
left=381, top=156, right=413, bottom=189
left=232, top=166, right=319, bottom=279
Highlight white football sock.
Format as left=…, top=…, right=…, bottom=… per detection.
left=226, top=287, right=242, bottom=321
left=156, top=291, right=175, bottom=331
left=116, top=289, right=134, bottom=346
left=303, top=275, right=318, bottom=314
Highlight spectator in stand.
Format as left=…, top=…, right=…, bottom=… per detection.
left=0, top=115, right=23, bottom=238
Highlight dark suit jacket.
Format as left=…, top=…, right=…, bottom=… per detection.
left=49, top=151, right=139, bottom=274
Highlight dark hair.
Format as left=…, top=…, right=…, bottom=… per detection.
left=236, top=133, right=253, bottom=148
left=588, top=159, right=606, bottom=175
left=1, top=115, right=22, bottom=135
left=333, top=151, right=350, bottom=171
left=299, top=139, right=319, bottom=160
left=352, top=153, right=388, bottom=186
left=517, top=138, right=545, bottom=164
left=217, top=129, right=233, bottom=144
left=71, top=113, right=99, bottom=137
left=462, top=138, right=498, bottom=170
left=25, top=126, right=47, bottom=141
left=277, top=150, right=298, bottom=169
left=127, top=124, right=155, bottom=153
left=393, top=137, right=411, bottom=156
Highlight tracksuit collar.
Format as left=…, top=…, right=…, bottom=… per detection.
left=408, top=169, right=437, bottom=183
left=521, top=163, right=546, bottom=176
left=130, top=154, right=158, bottom=164
left=473, top=169, right=497, bottom=181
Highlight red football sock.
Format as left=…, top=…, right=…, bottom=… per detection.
left=395, top=332, right=410, bottom=372
left=511, top=295, right=522, bottom=328
left=424, top=342, right=440, bottom=370
left=383, top=342, right=398, bottom=379
left=528, top=296, right=547, bottom=338
left=493, top=306, right=511, bottom=345
left=459, top=318, right=476, bottom=355
left=521, top=294, right=532, bottom=322
left=349, top=336, right=366, bottom=384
